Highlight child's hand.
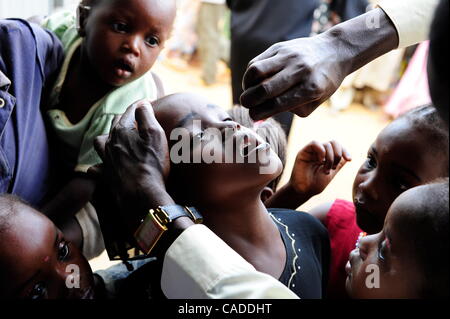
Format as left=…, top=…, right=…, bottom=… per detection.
left=289, top=140, right=351, bottom=197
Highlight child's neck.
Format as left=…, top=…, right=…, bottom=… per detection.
left=58, top=46, right=113, bottom=124
left=200, top=190, right=286, bottom=279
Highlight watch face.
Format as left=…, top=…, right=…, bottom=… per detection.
left=134, top=212, right=167, bottom=254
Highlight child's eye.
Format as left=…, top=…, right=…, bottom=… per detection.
left=28, top=282, right=47, bottom=300
left=58, top=241, right=70, bottom=261
left=377, top=239, right=387, bottom=262
left=365, top=154, right=377, bottom=169
left=112, top=22, right=129, bottom=33
left=145, top=36, right=159, bottom=48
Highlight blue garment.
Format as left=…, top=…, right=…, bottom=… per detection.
left=0, top=19, right=63, bottom=206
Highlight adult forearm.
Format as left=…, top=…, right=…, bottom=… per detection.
left=323, top=7, right=399, bottom=77
left=162, top=225, right=299, bottom=299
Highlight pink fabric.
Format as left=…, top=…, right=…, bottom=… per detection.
left=384, top=41, right=432, bottom=118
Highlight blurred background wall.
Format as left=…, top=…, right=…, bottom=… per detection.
left=0, top=0, right=78, bottom=19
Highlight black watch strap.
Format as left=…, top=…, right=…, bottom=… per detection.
left=162, top=205, right=203, bottom=224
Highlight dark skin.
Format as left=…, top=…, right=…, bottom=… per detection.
left=345, top=186, right=430, bottom=299
left=43, top=0, right=175, bottom=242
left=0, top=101, right=180, bottom=300
left=265, top=140, right=351, bottom=209
left=92, top=100, right=194, bottom=242
left=95, top=95, right=288, bottom=279
left=0, top=101, right=186, bottom=300
left=0, top=203, right=99, bottom=299
left=239, top=8, right=399, bottom=120
left=309, top=117, right=448, bottom=234
left=154, top=94, right=287, bottom=279
left=62, top=0, right=175, bottom=123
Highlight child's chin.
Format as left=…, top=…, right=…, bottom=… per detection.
left=345, top=276, right=353, bottom=298
left=109, top=78, right=129, bottom=87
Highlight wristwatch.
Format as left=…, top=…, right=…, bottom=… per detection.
left=134, top=205, right=203, bottom=254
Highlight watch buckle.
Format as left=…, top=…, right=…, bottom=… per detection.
left=152, top=207, right=171, bottom=225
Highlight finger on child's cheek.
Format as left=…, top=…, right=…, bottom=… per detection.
left=135, top=105, right=157, bottom=141
left=119, top=103, right=138, bottom=128
left=136, top=99, right=153, bottom=111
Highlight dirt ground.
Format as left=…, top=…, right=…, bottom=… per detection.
left=89, top=58, right=390, bottom=272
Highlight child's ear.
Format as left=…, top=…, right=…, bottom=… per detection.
left=261, top=187, right=274, bottom=203
left=76, top=4, right=91, bottom=37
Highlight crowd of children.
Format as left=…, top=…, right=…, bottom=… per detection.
left=0, top=0, right=448, bottom=299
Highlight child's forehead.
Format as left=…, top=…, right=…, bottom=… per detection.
left=99, top=0, right=176, bottom=18
left=388, top=187, right=424, bottom=226
left=157, top=97, right=226, bottom=122
left=1, top=207, right=56, bottom=262
left=374, top=119, right=427, bottom=160
left=378, top=118, right=415, bottom=141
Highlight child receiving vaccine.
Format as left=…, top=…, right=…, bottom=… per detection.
left=40, top=0, right=176, bottom=258
left=269, top=104, right=449, bottom=298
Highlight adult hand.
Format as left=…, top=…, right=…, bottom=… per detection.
left=241, top=34, right=349, bottom=120
left=92, top=100, right=174, bottom=232
left=240, top=8, right=399, bottom=120
left=265, top=140, right=351, bottom=210
left=289, top=140, right=351, bottom=197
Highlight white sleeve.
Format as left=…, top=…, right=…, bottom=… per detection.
left=161, top=225, right=299, bottom=299
left=378, top=0, right=440, bottom=48
left=74, top=202, right=105, bottom=260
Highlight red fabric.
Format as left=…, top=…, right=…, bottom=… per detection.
left=324, top=199, right=362, bottom=299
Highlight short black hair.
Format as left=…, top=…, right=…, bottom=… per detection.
left=0, top=194, right=27, bottom=235
left=405, top=180, right=449, bottom=298
left=428, top=0, right=449, bottom=126
left=398, top=104, right=449, bottom=175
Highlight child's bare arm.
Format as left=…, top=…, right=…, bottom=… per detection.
left=43, top=175, right=97, bottom=219
left=307, top=201, right=334, bottom=224
left=265, top=140, right=351, bottom=209
left=42, top=175, right=97, bottom=247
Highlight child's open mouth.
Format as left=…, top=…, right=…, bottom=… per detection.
left=239, top=134, right=270, bottom=158
left=113, top=59, right=134, bottom=79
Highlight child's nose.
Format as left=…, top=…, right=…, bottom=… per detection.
left=357, top=234, right=375, bottom=261
left=359, top=174, right=379, bottom=201
left=121, top=36, right=140, bottom=57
